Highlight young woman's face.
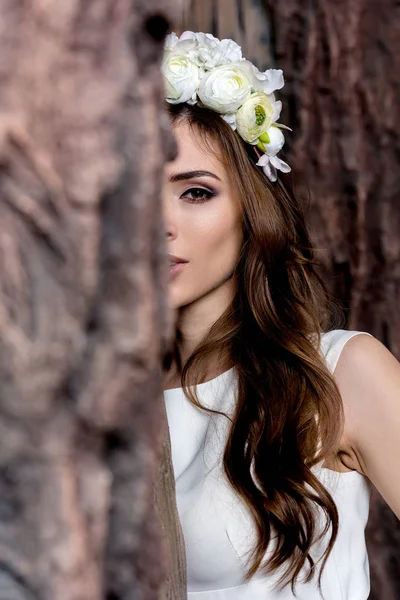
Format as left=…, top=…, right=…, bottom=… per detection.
left=163, top=121, right=243, bottom=310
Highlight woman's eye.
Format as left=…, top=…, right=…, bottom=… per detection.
left=181, top=187, right=215, bottom=203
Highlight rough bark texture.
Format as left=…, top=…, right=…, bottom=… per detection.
left=154, top=410, right=187, bottom=600
left=264, top=2, right=400, bottom=598
left=265, top=0, right=400, bottom=353
left=0, top=1, right=186, bottom=598
left=181, top=1, right=400, bottom=598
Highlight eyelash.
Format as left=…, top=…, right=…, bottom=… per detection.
left=181, top=187, right=216, bottom=204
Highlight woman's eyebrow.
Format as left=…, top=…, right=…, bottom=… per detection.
left=168, top=169, right=222, bottom=183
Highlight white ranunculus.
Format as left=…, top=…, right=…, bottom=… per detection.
left=198, top=64, right=252, bottom=113
left=162, top=53, right=201, bottom=104
left=235, top=92, right=275, bottom=143
left=256, top=126, right=291, bottom=181
left=260, top=125, right=285, bottom=156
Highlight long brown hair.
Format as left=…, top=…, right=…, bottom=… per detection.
left=165, top=102, right=346, bottom=596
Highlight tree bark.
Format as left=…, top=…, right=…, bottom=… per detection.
left=181, top=1, right=400, bottom=598
left=0, top=0, right=186, bottom=598
left=264, top=2, right=400, bottom=597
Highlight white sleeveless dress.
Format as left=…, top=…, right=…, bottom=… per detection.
left=164, top=329, right=373, bottom=599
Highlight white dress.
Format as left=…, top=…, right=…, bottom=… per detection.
left=164, top=329, right=373, bottom=599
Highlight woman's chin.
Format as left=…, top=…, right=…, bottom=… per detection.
left=166, top=286, right=184, bottom=311
left=167, top=287, right=195, bottom=312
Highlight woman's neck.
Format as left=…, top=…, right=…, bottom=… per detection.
left=164, top=278, right=235, bottom=389
left=177, top=278, right=235, bottom=364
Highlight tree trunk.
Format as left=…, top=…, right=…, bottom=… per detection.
left=265, top=2, right=400, bottom=598
left=181, top=1, right=400, bottom=597
left=0, top=0, right=186, bottom=598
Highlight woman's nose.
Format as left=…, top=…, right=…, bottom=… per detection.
left=162, top=191, right=178, bottom=241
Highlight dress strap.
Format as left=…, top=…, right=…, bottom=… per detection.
left=320, top=329, right=373, bottom=374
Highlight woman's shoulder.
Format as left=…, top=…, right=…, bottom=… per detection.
left=319, top=328, right=374, bottom=374
left=329, top=330, right=400, bottom=518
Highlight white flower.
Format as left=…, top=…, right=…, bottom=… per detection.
left=198, top=64, right=252, bottom=113
left=180, top=31, right=219, bottom=46
left=255, top=126, right=291, bottom=181
left=162, top=31, right=292, bottom=182
left=205, top=38, right=242, bottom=67
left=162, top=53, right=201, bottom=104
left=235, top=92, right=276, bottom=143
left=180, top=32, right=219, bottom=65
left=256, top=153, right=291, bottom=182
left=176, top=31, right=242, bottom=69
left=269, top=96, right=283, bottom=124
left=221, top=113, right=237, bottom=130
left=259, top=125, right=285, bottom=155
left=164, top=33, right=201, bottom=64
left=164, top=32, right=179, bottom=51
left=242, top=61, right=285, bottom=95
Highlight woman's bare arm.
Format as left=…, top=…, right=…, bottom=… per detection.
left=334, top=334, right=400, bottom=518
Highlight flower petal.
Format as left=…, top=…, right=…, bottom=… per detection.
left=252, top=68, right=284, bottom=95
left=221, top=113, right=237, bottom=130
left=264, top=126, right=285, bottom=156
left=179, top=31, right=196, bottom=41
left=235, top=91, right=274, bottom=143
left=165, top=32, right=179, bottom=51
left=266, top=164, right=278, bottom=181
left=213, top=38, right=242, bottom=65
left=270, top=155, right=291, bottom=173
left=274, top=122, right=293, bottom=132
left=271, top=100, right=282, bottom=123
left=198, top=65, right=252, bottom=113
left=256, top=153, right=269, bottom=167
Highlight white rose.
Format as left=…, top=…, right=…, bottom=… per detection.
left=162, top=52, right=201, bottom=104
left=235, top=92, right=275, bottom=143
left=198, top=64, right=252, bottom=114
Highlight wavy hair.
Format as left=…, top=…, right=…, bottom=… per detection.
left=165, top=102, right=347, bottom=596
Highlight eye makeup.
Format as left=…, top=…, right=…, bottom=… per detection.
left=181, top=187, right=217, bottom=204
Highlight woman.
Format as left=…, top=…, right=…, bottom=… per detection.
left=162, top=31, right=400, bottom=599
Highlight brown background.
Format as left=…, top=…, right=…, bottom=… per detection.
left=178, top=1, right=400, bottom=598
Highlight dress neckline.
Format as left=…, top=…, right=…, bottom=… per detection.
left=163, top=366, right=235, bottom=395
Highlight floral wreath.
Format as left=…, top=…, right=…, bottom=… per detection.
left=162, top=31, right=291, bottom=183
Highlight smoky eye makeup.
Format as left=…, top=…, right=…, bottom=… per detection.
left=180, top=186, right=218, bottom=203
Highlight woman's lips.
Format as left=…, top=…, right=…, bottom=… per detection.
left=169, top=261, right=188, bottom=279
